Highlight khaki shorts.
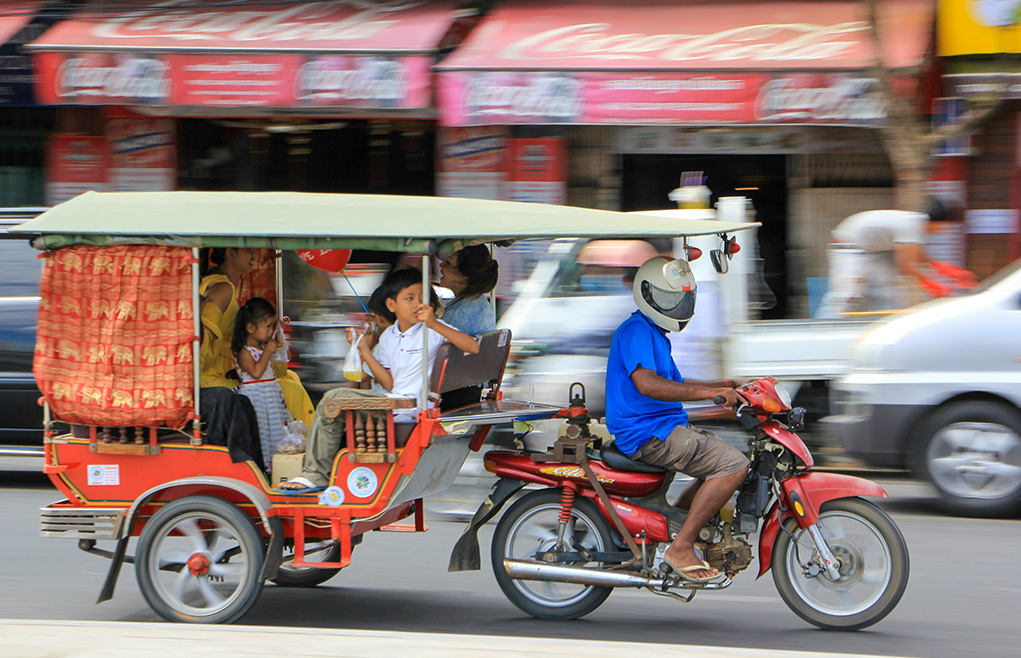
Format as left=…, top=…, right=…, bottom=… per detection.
left=632, top=424, right=749, bottom=480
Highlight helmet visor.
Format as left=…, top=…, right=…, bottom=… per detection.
left=641, top=280, right=695, bottom=320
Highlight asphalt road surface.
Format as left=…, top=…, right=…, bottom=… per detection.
left=1, top=466, right=1019, bottom=658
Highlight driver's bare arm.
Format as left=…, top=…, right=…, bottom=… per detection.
left=630, top=367, right=744, bottom=407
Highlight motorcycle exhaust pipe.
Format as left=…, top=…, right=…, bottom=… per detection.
left=503, top=559, right=666, bottom=589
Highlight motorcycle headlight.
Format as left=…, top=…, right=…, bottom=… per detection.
left=775, top=382, right=793, bottom=410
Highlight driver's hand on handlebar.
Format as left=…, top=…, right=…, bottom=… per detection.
left=713, top=388, right=746, bottom=408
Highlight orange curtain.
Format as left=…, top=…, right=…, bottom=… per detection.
left=34, top=245, right=195, bottom=428
left=235, top=248, right=277, bottom=308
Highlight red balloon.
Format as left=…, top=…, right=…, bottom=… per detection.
left=296, top=249, right=352, bottom=273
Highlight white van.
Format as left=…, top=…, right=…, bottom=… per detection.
left=827, top=260, right=1021, bottom=516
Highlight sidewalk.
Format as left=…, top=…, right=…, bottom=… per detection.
left=0, top=619, right=891, bottom=658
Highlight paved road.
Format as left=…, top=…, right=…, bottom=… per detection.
left=1, top=467, right=1019, bottom=658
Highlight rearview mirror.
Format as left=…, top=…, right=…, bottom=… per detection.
left=710, top=248, right=728, bottom=274
left=710, top=235, right=740, bottom=274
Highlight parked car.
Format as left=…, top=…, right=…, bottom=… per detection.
left=0, top=210, right=45, bottom=454
left=826, top=259, right=1021, bottom=516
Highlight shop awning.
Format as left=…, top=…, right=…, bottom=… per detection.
left=437, top=0, right=935, bottom=126
left=28, top=0, right=463, bottom=110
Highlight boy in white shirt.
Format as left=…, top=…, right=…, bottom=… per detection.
left=280, top=267, right=479, bottom=490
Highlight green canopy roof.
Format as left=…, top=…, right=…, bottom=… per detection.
left=12, top=191, right=758, bottom=251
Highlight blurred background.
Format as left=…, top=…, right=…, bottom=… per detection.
left=2, top=0, right=1021, bottom=521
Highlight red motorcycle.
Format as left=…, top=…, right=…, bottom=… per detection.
left=450, top=378, right=909, bottom=631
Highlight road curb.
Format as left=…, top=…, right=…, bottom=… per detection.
left=0, top=619, right=891, bottom=658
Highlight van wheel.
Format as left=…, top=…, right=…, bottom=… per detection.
left=912, top=401, right=1021, bottom=517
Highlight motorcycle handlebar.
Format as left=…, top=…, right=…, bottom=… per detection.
left=713, top=396, right=726, bottom=405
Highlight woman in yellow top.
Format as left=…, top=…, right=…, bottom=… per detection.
left=200, top=247, right=314, bottom=424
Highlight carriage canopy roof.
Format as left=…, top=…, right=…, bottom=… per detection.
left=13, top=191, right=758, bottom=252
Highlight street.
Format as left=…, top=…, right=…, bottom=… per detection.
left=1, top=466, right=1019, bottom=658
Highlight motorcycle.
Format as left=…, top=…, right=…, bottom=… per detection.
left=450, top=378, right=909, bottom=631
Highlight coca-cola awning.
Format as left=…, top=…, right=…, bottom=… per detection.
left=437, top=0, right=935, bottom=127
left=29, top=0, right=462, bottom=111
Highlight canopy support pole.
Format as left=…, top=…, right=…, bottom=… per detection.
left=191, top=248, right=202, bottom=445
left=421, top=254, right=430, bottom=419
left=275, top=249, right=283, bottom=318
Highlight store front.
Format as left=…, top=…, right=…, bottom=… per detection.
left=0, top=1, right=58, bottom=206
left=938, top=0, right=1021, bottom=277
left=28, top=0, right=466, bottom=199
left=436, top=0, right=935, bottom=317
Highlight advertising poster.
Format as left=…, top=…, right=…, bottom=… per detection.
left=506, top=138, right=566, bottom=204
left=436, top=126, right=508, bottom=200
left=45, top=134, right=109, bottom=206
left=107, top=116, right=176, bottom=191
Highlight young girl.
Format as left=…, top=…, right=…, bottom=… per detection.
left=232, top=296, right=290, bottom=470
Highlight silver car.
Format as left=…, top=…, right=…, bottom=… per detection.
left=828, top=260, right=1021, bottom=516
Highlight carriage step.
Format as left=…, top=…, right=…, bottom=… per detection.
left=40, top=506, right=126, bottom=540
left=377, top=522, right=428, bottom=533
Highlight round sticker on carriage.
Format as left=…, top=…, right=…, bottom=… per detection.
left=347, top=467, right=378, bottom=498
left=319, top=486, right=345, bottom=507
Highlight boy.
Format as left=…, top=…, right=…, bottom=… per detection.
left=280, top=268, right=479, bottom=490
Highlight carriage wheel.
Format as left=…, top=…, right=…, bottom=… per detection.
left=136, top=495, right=265, bottom=624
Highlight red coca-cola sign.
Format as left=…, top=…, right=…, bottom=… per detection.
left=37, top=51, right=171, bottom=104
left=36, top=51, right=434, bottom=108
left=755, top=75, right=886, bottom=123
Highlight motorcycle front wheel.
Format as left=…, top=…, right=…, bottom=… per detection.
left=492, top=489, right=615, bottom=620
left=772, top=497, right=909, bottom=631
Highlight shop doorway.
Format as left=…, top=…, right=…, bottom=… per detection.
left=621, top=154, right=788, bottom=319
left=178, top=119, right=435, bottom=196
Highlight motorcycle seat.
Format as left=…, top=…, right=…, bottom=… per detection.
left=599, top=441, right=668, bottom=474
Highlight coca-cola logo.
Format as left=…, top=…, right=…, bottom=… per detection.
left=464, top=73, right=583, bottom=120
left=296, top=58, right=407, bottom=102
left=91, top=0, right=427, bottom=43
left=500, top=22, right=868, bottom=64
left=57, top=57, right=170, bottom=100
left=756, top=77, right=886, bottom=122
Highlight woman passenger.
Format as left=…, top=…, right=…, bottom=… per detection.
left=438, top=245, right=499, bottom=335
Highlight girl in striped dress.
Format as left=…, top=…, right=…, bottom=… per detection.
left=233, top=297, right=290, bottom=470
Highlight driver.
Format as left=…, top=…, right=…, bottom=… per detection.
left=605, top=257, right=749, bottom=583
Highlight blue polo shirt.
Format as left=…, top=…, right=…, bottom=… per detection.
left=605, top=311, right=688, bottom=456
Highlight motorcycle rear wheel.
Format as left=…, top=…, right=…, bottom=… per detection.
left=492, top=489, right=615, bottom=620
left=772, top=497, right=909, bottom=631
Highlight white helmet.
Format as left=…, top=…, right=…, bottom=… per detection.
left=633, top=257, right=697, bottom=332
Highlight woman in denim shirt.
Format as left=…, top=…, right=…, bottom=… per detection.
left=438, top=245, right=498, bottom=335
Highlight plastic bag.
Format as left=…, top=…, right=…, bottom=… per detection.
left=343, top=329, right=364, bottom=382
left=271, top=323, right=289, bottom=364
left=277, top=420, right=309, bottom=454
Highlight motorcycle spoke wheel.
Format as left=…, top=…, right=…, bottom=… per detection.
left=492, top=489, right=615, bottom=620
left=772, top=497, right=909, bottom=631
left=136, top=496, right=264, bottom=624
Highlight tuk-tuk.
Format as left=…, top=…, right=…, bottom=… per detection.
left=14, top=191, right=754, bottom=624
